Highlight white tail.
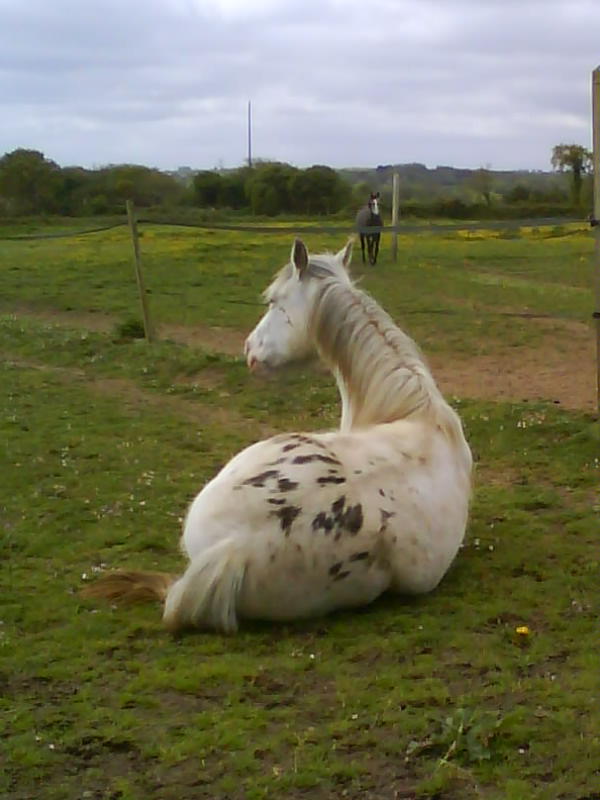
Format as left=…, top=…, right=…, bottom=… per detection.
left=162, top=538, right=247, bottom=634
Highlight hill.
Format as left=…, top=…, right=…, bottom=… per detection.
left=339, top=163, right=566, bottom=201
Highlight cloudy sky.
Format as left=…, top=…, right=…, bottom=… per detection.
left=1, top=0, right=598, bottom=172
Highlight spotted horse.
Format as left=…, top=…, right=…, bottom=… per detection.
left=83, top=238, right=472, bottom=632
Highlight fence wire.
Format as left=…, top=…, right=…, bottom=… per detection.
left=0, top=214, right=594, bottom=331
left=0, top=222, right=127, bottom=241
left=137, top=215, right=587, bottom=236
left=0, top=215, right=590, bottom=241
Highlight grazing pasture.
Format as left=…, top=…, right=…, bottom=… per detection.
left=0, top=219, right=598, bottom=799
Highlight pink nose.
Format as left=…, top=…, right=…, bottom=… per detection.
left=247, top=354, right=258, bottom=370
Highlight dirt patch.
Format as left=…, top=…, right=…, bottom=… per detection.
left=430, top=323, right=595, bottom=412
left=5, top=359, right=277, bottom=440
left=167, top=318, right=596, bottom=412
left=161, top=323, right=244, bottom=356
left=4, top=306, right=116, bottom=333
left=173, top=365, right=233, bottom=390
left=3, top=305, right=245, bottom=356
left=5, top=307, right=596, bottom=411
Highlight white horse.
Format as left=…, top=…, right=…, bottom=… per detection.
left=83, top=238, right=472, bottom=633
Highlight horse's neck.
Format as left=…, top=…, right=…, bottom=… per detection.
left=334, top=357, right=468, bottom=471
left=313, top=281, right=444, bottom=431
left=334, top=352, right=438, bottom=432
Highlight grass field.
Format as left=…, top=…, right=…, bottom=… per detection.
left=1, top=218, right=598, bottom=799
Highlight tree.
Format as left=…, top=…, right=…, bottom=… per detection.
left=289, top=165, right=351, bottom=214
left=468, top=167, right=494, bottom=206
left=245, top=162, right=298, bottom=215
left=0, top=148, right=61, bottom=214
left=504, top=183, right=530, bottom=204
left=54, top=166, right=94, bottom=214
left=193, top=171, right=222, bottom=207
left=551, top=144, right=592, bottom=207
left=101, top=165, right=183, bottom=207
left=218, top=169, right=250, bottom=209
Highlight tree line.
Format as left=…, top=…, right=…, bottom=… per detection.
left=0, top=149, right=352, bottom=217
left=359, top=144, right=593, bottom=219
left=0, top=144, right=593, bottom=219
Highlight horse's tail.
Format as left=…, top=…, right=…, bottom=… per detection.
left=81, top=538, right=247, bottom=634
left=162, top=538, right=247, bottom=634
left=81, top=570, right=176, bottom=605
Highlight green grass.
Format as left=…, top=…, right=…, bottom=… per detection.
left=1, top=219, right=598, bottom=799
left=0, top=218, right=593, bottom=354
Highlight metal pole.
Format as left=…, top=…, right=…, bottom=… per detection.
left=126, top=200, right=155, bottom=342
left=592, top=66, right=600, bottom=418
left=391, top=173, right=400, bottom=261
left=248, top=101, right=253, bottom=168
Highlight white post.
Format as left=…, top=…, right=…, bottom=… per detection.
left=391, top=172, right=400, bottom=261
left=592, top=66, right=600, bottom=418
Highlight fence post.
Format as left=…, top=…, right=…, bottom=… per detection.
left=126, top=200, right=155, bottom=343
left=592, top=66, right=600, bottom=419
left=391, top=173, right=400, bottom=262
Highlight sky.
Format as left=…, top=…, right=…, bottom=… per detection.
left=1, top=0, right=598, bottom=173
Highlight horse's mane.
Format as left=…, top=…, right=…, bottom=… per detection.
left=303, top=257, right=464, bottom=439
left=263, top=252, right=464, bottom=440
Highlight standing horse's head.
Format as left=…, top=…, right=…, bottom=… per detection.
left=368, top=193, right=380, bottom=216
left=244, top=238, right=353, bottom=373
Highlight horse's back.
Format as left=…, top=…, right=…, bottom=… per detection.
left=180, top=421, right=470, bottom=620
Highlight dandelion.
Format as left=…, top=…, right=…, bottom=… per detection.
left=515, top=625, right=530, bottom=636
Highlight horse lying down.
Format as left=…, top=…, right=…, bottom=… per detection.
left=82, top=238, right=472, bottom=632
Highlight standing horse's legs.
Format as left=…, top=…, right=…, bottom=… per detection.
left=366, top=233, right=380, bottom=266
left=372, top=233, right=380, bottom=265
left=359, top=234, right=366, bottom=263
left=367, top=234, right=376, bottom=265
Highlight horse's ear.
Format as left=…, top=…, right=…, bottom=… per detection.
left=291, top=238, right=309, bottom=276
left=337, top=237, right=354, bottom=270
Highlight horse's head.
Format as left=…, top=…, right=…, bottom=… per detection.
left=369, top=194, right=380, bottom=216
left=244, top=238, right=353, bottom=373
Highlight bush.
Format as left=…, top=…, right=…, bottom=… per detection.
left=114, top=318, right=146, bottom=340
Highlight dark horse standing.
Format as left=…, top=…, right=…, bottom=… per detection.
left=355, top=192, right=382, bottom=265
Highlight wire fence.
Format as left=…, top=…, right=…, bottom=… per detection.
left=0, top=221, right=126, bottom=241
left=1, top=205, right=597, bottom=413
left=0, top=214, right=592, bottom=241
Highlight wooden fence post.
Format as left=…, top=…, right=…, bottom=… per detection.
left=126, top=200, right=155, bottom=342
left=592, top=66, right=600, bottom=418
left=391, top=173, right=400, bottom=262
